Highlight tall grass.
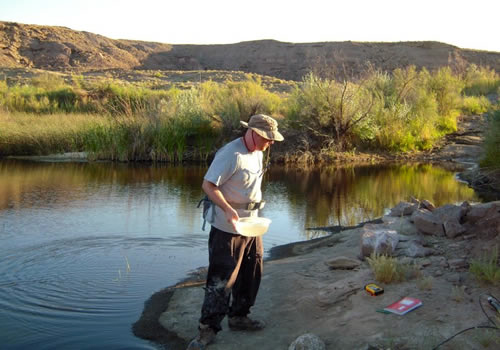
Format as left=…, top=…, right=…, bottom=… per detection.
left=0, top=76, right=281, bottom=162
left=1, top=65, right=499, bottom=164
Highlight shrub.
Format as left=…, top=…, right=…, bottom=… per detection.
left=463, top=64, right=500, bottom=96
left=285, top=72, right=375, bottom=150
left=429, top=66, right=464, bottom=117
left=461, top=96, right=491, bottom=115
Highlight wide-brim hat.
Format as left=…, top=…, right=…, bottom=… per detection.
left=240, top=114, right=284, bottom=141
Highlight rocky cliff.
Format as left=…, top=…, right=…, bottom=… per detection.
left=1, top=21, right=499, bottom=80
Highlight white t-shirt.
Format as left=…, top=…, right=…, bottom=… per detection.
left=204, top=137, right=263, bottom=233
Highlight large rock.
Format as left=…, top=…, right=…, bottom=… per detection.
left=433, top=204, right=467, bottom=223
left=471, top=212, right=500, bottom=237
left=421, top=199, right=436, bottom=211
left=360, top=224, right=399, bottom=257
left=464, top=201, right=500, bottom=224
left=411, top=209, right=445, bottom=236
left=288, top=333, right=326, bottom=350
left=389, top=201, right=419, bottom=216
left=443, top=220, right=466, bottom=238
left=411, top=204, right=470, bottom=238
left=400, top=240, right=434, bottom=257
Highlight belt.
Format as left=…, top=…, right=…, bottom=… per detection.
left=229, top=201, right=266, bottom=210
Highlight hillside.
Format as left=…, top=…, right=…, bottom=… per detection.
left=1, top=21, right=499, bottom=81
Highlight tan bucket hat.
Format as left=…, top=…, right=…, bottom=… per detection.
left=240, top=114, right=284, bottom=141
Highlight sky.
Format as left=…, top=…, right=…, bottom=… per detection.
left=1, top=0, right=499, bottom=52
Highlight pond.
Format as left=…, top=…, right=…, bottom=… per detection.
left=0, top=159, right=479, bottom=349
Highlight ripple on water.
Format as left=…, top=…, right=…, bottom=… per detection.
left=0, top=234, right=207, bottom=348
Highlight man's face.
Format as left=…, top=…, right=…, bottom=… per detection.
left=253, top=132, right=274, bottom=151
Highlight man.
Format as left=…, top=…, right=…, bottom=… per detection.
left=187, top=114, right=284, bottom=350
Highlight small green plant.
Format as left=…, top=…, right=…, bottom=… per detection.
left=451, top=285, right=466, bottom=302
left=469, top=245, right=500, bottom=285
left=366, top=253, right=408, bottom=283
left=474, top=329, right=500, bottom=348
left=416, top=275, right=434, bottom=290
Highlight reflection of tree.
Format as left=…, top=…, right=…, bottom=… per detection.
left=1, top=160, right=480, bottom=236
left=265, top=163, right=479, bottom=230
left=0, top=160, right=207, bottom=211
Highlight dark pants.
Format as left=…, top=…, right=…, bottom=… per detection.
left=199, top=226, right=263, bottom=333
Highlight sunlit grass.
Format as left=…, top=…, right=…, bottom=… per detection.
left=1, top=64, right=499, bottom=164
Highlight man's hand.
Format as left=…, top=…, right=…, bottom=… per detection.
left=224, top=207, right=239, bottom=231
left=202, top=179, right=239, bottom=231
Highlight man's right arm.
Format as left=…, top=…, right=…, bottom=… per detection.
left=202, top=180, right=239, bottom=230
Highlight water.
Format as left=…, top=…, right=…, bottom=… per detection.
left=0, top=160, right=479, bottom=349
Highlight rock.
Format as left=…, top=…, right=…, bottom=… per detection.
left=288, top=333, right=326, bottom=350
left=360, top=224, right=399, bottom=258
left=397, top=240, right=433, bottom=258
left=410, top=196, right=420, bottom=205
left=419, top=258, right=432, bottom=267
left=443, top=220, right=466, bottom=238
left=381, top=216, right=419, bottom=235
left=325, top=256, right=361, bottom=270
left=412, top=209, right=444, bottom=236
left=359, top=345, right=380, bottom=350
left=421, top=200, right=436, bottom=211
left=463, top=201, right=500, bottom=224
left=446, top=273, right=463, bottom=284
left=470, top=212, right=500, bottom=237
left=389, top=201, right=418, bottom=216
left=448, top=259, right=468, bottom=270
left=433, top=204, right=467, bottom=223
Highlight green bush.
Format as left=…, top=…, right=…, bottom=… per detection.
left=429, top=66, right=464, bottom=117
left=463, top=64, right=500, bottom=96
left=364, top=67, right=454, bottom=152
left=285, top=72, right=375, bottom=150
left=461, top=96, right=491, bottom=115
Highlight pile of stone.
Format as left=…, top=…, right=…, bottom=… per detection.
left=395, top=198, right=500, bottom=238
left=360, top=199, right=500, bottom=258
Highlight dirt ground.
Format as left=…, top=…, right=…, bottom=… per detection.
left=132, top=113, right=500, bottom=349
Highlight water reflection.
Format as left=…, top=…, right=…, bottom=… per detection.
left=0, top=160, right=207, bottom=211
left=264, top=163, right=478, bottom=238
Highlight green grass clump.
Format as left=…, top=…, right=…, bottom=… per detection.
left=469, top=245, right=500, bottom=285
left=366, top=253, right=410, bottom=283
